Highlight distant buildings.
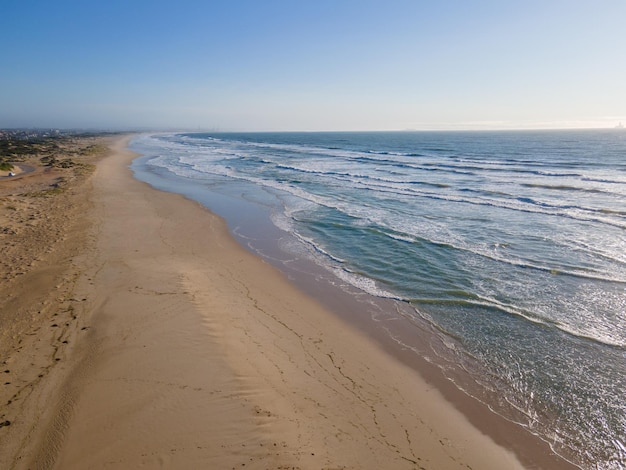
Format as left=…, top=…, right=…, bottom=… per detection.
left=0, top=129, right=64, bottom=140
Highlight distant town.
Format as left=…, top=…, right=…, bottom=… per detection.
left=0, top=129, right=117, bottom=140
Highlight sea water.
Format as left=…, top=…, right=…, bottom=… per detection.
left=130, top=130, right=626, bottom=469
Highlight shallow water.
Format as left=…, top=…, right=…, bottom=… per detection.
left=130, top=130, right=626, bottom=469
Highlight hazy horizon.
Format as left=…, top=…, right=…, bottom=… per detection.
left=2, top=125, right=625, bottom=133
left=2, top=1, right=625, bottom=132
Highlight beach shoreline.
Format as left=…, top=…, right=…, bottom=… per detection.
left=1, top=135, right=575, bottom=469
left=131, top=134, right=583, bottom=469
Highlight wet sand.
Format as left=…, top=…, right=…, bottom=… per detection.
left=2, top=135, right=550, bottom=469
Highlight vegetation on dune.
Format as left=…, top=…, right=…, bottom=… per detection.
left=1, top=131, right=113, bottom=175
left=80, top=143, right=108, bottom=156
left=0, top=161, right=14, bottom=171
left=1, top=130, right=115, bottom=161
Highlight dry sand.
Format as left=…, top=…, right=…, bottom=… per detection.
left=1, top=135, right=550, bottom=469
left=0, top=137, right=107, bottom=467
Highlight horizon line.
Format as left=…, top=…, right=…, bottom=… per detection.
left=2, top=125, right=624, bottom=134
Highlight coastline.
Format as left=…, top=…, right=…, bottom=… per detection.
left=1, top=135, right=572, bottom=468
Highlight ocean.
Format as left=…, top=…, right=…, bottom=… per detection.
left=129, top=130, right=626, bottom=469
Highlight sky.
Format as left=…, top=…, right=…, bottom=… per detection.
left=1, top=0, right=625, bottom=131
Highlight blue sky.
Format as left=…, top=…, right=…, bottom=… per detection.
left=1, top=0, right=625, bottom=131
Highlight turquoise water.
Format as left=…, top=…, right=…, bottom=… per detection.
left=130, top=131, right=626, bottom=469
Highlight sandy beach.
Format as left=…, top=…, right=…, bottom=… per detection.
left=1, top=135, right=574, bottom=469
